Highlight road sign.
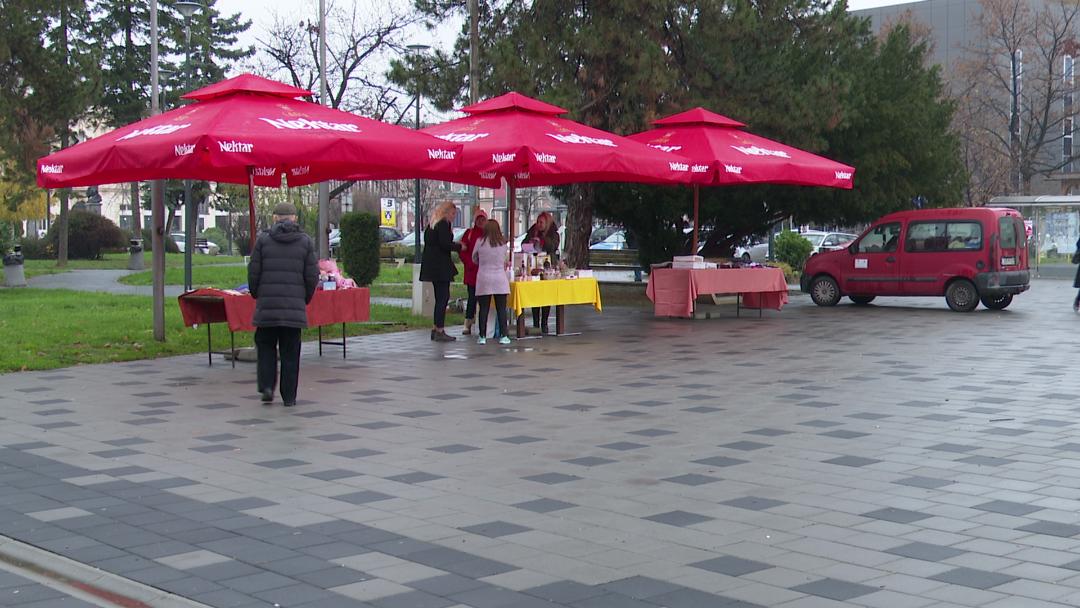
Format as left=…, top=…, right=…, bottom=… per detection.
left=380, top=198, right=397, bottom=227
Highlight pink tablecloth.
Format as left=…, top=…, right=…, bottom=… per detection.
left=645, top=267, right=789, bottom=318
left=178, top=288, right=370, bottom=332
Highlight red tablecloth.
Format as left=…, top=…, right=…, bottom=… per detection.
left=178, top=288, right=370, bottom=332
left=646, top=267, right=789, bottom=318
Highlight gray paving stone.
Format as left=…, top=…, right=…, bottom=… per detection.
left=790, top=578, right=879, bottom=600
left=690, top=555, right=773, bottom=576
left=643, top=510, right=714, bottom=527
left=722, top=496, right=787, bottom=510
left=973, top=500, right=1044, bottom=516
left=886, top=542, right=967, bottom=562
left=459, top=521, right=532, bottom=538
left=929, top=567, right=1019, bottom=589
left=522, top=473, right=582, bottom=484
left=513, top=498, right=577, bottom=513
left=601, top=576, right=683, bottom=599
left=861, top=508, right=933, bottom=524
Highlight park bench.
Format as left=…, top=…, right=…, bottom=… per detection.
left=589, top=249, right=645, bottom=281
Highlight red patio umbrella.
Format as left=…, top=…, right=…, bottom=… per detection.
left=36, top=73, right=464, bottom=249
left=352, top=92, right=694, bottom=243
left=627, top=107, right=855, bottom=253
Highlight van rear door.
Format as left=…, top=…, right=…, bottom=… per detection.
left=996, top=214, right=1025, bottom=271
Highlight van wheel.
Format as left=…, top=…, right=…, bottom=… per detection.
left=810, top=276, right=841, bottom=306
left=981, top=293, right=1013, bottom=310
left=849, top=295, right=876, bottom=305
left=741, top=252, right=751, bottom=263
left=945, top=279, right=979, bottom=312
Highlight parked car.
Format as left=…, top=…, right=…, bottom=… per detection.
left=169, top=232, right=218, bottom=255
left=396, top=227, right=468, bottom=249
left=589, top=230, right=629, bottom=251
left=328, top=226, right=404, bottom=249
left=734, top=231, right=858, bottom=262
left=801, top=207, right=1029, bottom=311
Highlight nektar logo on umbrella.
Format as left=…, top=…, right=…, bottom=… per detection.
left=545, top=133, right=616, bottom=147
left=174, top=144, right=195, bottom=156
left=731, top=145, right=790, bottom=158
left=725, top=165, right=743, bottom=174
left=259, top=118, right=361, bottom=133
left=437, top=133, right=490, bottom=143
left=534, top=153, right=556, bottom=164
left=835, top=171, right=852, bottom=180
left=219, top=141, right=254, bottom=153
left=428, top=149, right=457, bottom=160
left=649, top=144, right=683, bottom=153
left=253, top=167, right=277, bottom=177
left=492, top=153, right=516, bottom=163
left=41, top=164, right=64, bottom=174
left=117, top=124, right=191, bottom=141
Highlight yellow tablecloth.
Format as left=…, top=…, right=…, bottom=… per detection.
left=508, top=278, right=603, bottom=317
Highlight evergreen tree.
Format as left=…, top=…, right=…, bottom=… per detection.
left=94, top=0, right=151, bottom=235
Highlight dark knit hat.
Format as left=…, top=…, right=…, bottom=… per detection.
left=273, top=202, right=297, bottom=216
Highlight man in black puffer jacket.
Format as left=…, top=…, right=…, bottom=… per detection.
left=248, top=203, right=318, bottom=407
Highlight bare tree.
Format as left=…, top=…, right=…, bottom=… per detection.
left=957, top=0, right=1080, bottom=194
left=257, top=1, right=420, bottom=117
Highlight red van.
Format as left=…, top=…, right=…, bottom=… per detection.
left=800, top=207, right=1029, bottom=311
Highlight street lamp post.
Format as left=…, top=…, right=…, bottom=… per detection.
left=176, top=1, right=201, bottom=292
left=407, top=44, right=430, bottom=261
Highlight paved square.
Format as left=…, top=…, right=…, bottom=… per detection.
left=3, top=280, right=1080, bottom=607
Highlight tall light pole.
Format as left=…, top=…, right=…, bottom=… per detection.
left=176, top=1, right=201, bottom=292
left=407, top=44, right=430, bottom=261
left=317, top=0, right=330, bottom=259
left=151, top=0, right=165, bottom=341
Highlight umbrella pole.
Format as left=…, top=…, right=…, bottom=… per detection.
left=692, top=184, right=700, bottom=255
left=508, top=180, right=516, bottom=246
left=248, top=170, right=256, bottom=255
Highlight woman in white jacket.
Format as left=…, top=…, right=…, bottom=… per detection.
left=471, top=220, right=512, bottom=345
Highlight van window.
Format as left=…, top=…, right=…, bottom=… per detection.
left=904, top=221, right=982, bottom=252
left=857, top=222, right=902, bottom=253
left=999, top=216, right=1018, bottom=248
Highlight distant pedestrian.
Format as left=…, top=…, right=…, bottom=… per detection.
left=472, top=219, right=512, bottom=345
left=248, top=202, right=318, bottom=407
left=458, top=208, right=488, bottom=335
left=421, top=201, right=461, bottom=342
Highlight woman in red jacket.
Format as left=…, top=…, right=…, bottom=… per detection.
left=458, top=208, right=488, bottom=335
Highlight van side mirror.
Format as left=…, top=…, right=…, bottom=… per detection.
left=847, top=243, right=857, bottom=254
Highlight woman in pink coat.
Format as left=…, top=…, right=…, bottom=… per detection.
left=471, top=220, right=512, bottom=345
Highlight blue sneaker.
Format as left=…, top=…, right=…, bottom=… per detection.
left=499, top=336, right=511, bottom=345
left=477, top=336, right=487, bottom=345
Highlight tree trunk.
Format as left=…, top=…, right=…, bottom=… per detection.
left=564, top=183, right=594, bottom=268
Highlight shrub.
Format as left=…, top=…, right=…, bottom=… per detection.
left=774, top=230, right=814, bottom=270
left=339, top=212, right=381, bottom=285
left=48, top=211, right=126, bottom=259
left=19, top=237, right=53, bottom=260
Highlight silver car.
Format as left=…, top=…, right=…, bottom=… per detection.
left=734, top=231, right=858, bottom=262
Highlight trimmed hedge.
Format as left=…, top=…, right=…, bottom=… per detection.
left=774, top=230, right=814, bottom=271
left=339, top=212, right=381, bottom=286
left=49, top=211, right=126, bottom=260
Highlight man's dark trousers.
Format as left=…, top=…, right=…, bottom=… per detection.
left=255, top=327, right=302, bottom=403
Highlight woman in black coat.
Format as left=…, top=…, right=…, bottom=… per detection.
left=420, top=201, right=461, bottom=341
left=1073, top=236, right=1080, bottom=311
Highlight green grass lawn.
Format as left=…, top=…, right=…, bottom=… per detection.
left=0, top=288, right=458, bottom=373
left=118, top=261, right=467, bottom=295
left=23, top=253, right=245, bottom=279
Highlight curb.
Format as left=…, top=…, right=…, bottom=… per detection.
left=0, top=535, right=210, bottom=608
